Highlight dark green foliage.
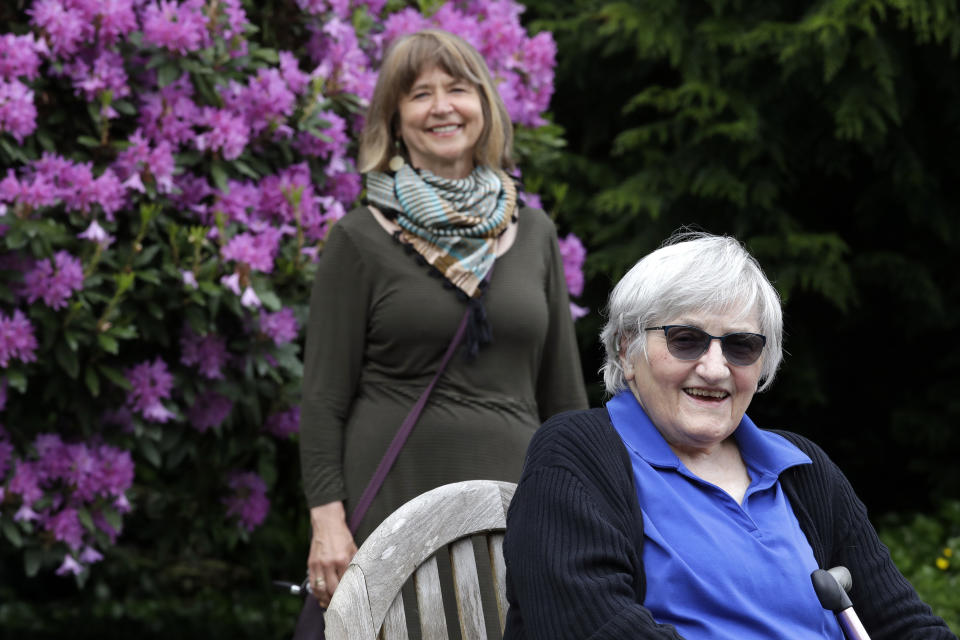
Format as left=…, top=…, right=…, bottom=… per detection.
left=522, top=0, right=960, bottom=515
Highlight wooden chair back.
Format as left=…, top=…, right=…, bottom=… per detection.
left=324, top=480, right=516, bottom=640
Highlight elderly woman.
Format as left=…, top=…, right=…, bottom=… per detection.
left=295, top=28, right=587, bottom=636
left=502, top=231, right=955, bottom=640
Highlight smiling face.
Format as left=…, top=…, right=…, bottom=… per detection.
left=622, top=310, right=763, bottom=456
left=397, top=66, right=485, bottom=179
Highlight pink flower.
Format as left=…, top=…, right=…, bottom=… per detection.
left=77, top=220, right=114, bottom=247
left=20, top=251, right=85, bottom=310
left=264, top=406, right=299, bottom=439
left=259, top=308, right=298, bottom=345
left=141, top=0, right=211, bottom=55
left=221, top=272, right=241, bottom=295
left=47, top=507, right=84, bottom=550
left=55, top=554, right=84, bottom=576
left=223, top=471, right=269, bottom=532
left=240, top=286, right=261, bottom=309
left=0, top=33, right=45, bottom=81
left=557, top=233, right=586, bottom=297
left=570, top=302, right=589, bottom=321
left=0, top=309, right=38, bottom=367
left=79, top=546, right=104, bottom=564
left=186, top=390, right=233, bottom=432
left=195, top=107, right=249, bottom=160
left=0, top=79, right=38, bottom=143
left=180, top=325, right=229, bottom=379
left=28, top=0, right=87, bottom=57
left=221, top=227, right=284, bottom=273
left=126, top=358, right=175, bottom=423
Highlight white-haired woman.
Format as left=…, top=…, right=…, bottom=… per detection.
left=294, top=29, right=587, bottom=638
left=502, top=231, right=955, bottom=640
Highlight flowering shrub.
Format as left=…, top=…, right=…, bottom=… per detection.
left=0, top=0, right=582, bottom=597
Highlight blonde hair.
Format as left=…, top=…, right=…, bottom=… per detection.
left=358, top=29, right=514, bottom=173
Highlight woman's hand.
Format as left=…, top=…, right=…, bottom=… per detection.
left=307, top=501, right=358, bottom=608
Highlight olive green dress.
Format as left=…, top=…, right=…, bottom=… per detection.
left=299, top=204, right=588, bottom=542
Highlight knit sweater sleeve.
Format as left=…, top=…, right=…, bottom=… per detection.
left=503, top=410, right=684, bottom=640
left=777, top=432, right=957, bottom=640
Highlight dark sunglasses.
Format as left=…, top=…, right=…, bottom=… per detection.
left=644, top=325, right=766, bottom=366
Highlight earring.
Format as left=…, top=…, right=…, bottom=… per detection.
left=389, top=139, right=405, bottom=172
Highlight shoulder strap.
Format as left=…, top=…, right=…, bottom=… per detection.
left=346, top=298, right=473, bottom=534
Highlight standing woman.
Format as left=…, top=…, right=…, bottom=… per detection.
left=296, top=28, right=588, bottom=630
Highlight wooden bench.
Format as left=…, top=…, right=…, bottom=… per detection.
left=324, top=480, right=516, bottom=640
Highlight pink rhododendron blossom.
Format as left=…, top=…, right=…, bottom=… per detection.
left=557, top=233, right=586, bottom=297
left=126, top=358, right=175, bottom=422
left=181, top=270, right=198, bottom=288
left=221, top=227, right=284, bottom=273
left=28, top=0, right=88, bottom=57
left=224, top=471, right=269, bottom=531
left=0, top=309, right=38, bottom=367
left=0, top=33, right=45, bottom=81
left=64, top=49, right=131, bottom=103
left=15, top=503, right=41, bottom=523
left=79, top=546, right=103, bottom=564
left=221, top=272, right=241, bottom=295
left=0, top=79, right=38, bottom=143
left=240, top=286, right=261, bottom=309
left=187, top=390, right=233, bottom=432
left=113, top=130, right=176, bottom=193
left=141, top=0, right=210, bottom=55
left=47, top=507, right=85, bottom=550
left=21, top=251, right=84, bottom=310
left=264, top=406, right=299, bottom=438
left=77, top=220, right=114, bottom=247
left=307, top=17, right=377, bottom=102
left=180, top=326, right=229, bottom=379
left=211, top=180, right=259, bottom=225
left=195, top=107, right=249, bottom=160
left=9, top=460, right=44, bottom=504
left=259, top=308, right=298, bottom=345
left=570, top=302, right=589, bottom=320
left=139, top=75, right=203, bottom=146
left=55, top=554, right=84, bottom=576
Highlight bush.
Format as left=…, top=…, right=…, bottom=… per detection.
left=878, top=500, right=960, bottom=633
left=0, top=0, right=578, bottom=636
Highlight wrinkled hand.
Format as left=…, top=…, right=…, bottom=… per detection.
left=307, top=501, right=358, bottom=608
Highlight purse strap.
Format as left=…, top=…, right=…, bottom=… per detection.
left=346, top=301, right=473, bottom=534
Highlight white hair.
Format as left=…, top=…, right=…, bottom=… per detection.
left=600, top=230, right=784, bottom=394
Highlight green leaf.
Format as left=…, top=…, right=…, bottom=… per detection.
left=84, top=366, right=100, bottom=397
left=157, top=61, right=180, bottom=88
left=2, top=519, right=23, bottom=548
left=78, top=508, right=96, bottom=533
left=77, top=135, right=101, bottom=148
left=24, top=550, right=42, bottom=577
left=257, top=288, right=282, bottom=311
left=5, top=368, right=27, bottom=393
left=139, top=439, right=162, bottom=468
left=210, top=160, right=229, bottom=191
left=98, top=364, right=132, bottom=390
left=55, top=340, right=80, bottom=379
left=98, top=333, right=119, bottom=355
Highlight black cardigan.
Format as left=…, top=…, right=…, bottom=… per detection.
left=503, top=408, right=956, bottom=639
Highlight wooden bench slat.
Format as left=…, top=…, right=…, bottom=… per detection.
left=487, top=533, right=508, bottom=634
left=380, top=590, right=409, bottom=640
left=414, top=554, right=448, bottom=640
left=449, top=538, right=487, bottom=640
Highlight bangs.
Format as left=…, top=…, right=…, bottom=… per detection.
left=392, top=36, right=485, bottom=93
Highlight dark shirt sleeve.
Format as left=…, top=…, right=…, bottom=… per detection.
left=298, top=222, right=371, bottom=508
left=534, top=216, right=588, bottom=421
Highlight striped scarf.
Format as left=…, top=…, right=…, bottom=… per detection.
left=366, top=164, right=516, bottom=298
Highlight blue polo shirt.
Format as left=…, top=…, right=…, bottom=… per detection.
left=607, top=391, right=844, bottom=640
